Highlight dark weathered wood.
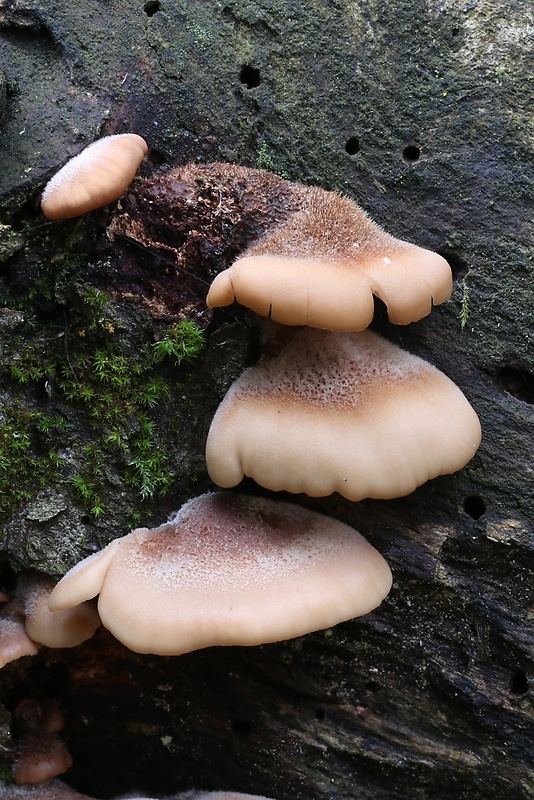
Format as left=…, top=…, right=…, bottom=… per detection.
left=0, top=0, right=532, bottom=798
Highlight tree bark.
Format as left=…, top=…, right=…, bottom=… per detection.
left=0, top=1, right=532, bottom=798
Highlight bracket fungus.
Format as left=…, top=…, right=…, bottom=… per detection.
left=106, top=161, right=450, bottom=327
left=48, top=492, right=392, bottom=655
left=207, top=183, right=452, bottom=330
left=41, top=133, right=148, bottom=220
left=206, top=327, right=481, bottom=501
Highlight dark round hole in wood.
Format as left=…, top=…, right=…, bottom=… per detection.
left=314, top=707, right=325, bottom=721
left=345, top=136, right=360, bottom=155
left=402, top=144, right=421, bottom=162
left=232, top=719, right=251, bottom=737
left=498, top=366, right=534, bottom=404
left=509, top=669, right=528, bottom=695
left=81, top=514, right=91, bottom=524
left=240, top=64, right=261, bottom=89
left=463, top=495, right=486, bottom=519
left=436, top=250, right=468, bottom=280
left=144, top=1, right=161, bottom=15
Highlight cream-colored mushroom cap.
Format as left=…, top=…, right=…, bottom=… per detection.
left=207, top=187, right=452, bottom=330
left=19, top=573, right=101, bottom=649
left=41, top=134, right=148, bottom=220
left=0, top=614, right=39, bottom=668
left=206, top=327, right=481, bottom=500
left=49, top=492, right=392, bottom=655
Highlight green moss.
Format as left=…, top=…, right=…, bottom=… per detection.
left=0, top=407, right=62, bottom=517
left=152, top=320, right=205, bottom=365
left=0, top=285, right=207, bottom=522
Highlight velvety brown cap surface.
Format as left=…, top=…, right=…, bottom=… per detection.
left=206, top=328, right=482, bottom=500
left=49, top=492, right=392, bottom=655
left=207, top=186, right=452, bottom=330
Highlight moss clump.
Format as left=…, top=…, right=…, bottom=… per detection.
left=0, top=283, right=207, bottom=522
left=0, top=407, right=63, bottom=517
left=152, top=320, right=205, bottom=365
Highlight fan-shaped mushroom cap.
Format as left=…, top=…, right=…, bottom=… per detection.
left=41, top=134, right=148, bottom=220
left=49, top=492, right=392, bottom=655
left=17, top=573, right=101, bottom=649
left=207, top=187, right=452, bottom=330
left=206, top=327, right=481, bottom=501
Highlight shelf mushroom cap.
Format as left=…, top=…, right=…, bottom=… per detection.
left=48, top=492, right=392, bottom=656
left=40, top=133, right=148, bottom=220
left=206, top=327, right=481, bottom=500
left=207, top=186, right=452, bottom=330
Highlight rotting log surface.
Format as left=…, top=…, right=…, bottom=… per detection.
left=0, top=1, right=532, bottom=799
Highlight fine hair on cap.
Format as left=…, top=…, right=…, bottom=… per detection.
left=207, top=185, right=452, bottom=330
left=49, top=492, right=392, bottom=655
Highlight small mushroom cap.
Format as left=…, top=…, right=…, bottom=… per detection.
left=206, top=328, right=481, bottom=500
left=0, top=615, right=39, bottom=668
left=49, top=492, right=392, bottom=655
left=12, top=730, right=73, bottom=785
left=18, top=573, right=101, bottom=649
left=13, top=698, right=66, bottom=734
left=41, top=133, right=148, bottom=220
left=206, top=187, right=452, bottom=330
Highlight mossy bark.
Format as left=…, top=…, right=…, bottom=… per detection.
left=0, top=1, right=532, bottom=799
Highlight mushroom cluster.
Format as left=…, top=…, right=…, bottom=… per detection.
left=30, top=145, right=481, bottom=797
left=37, top=149, right=481, bottom=656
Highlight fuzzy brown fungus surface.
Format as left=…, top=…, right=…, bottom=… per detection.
left=207, top=184, right=452, bottom=329
left=206, top=327, right=481, bottom=500
left=40, top=134, right=148, bottom=220
left=48, top=492, right=392, bottom=656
